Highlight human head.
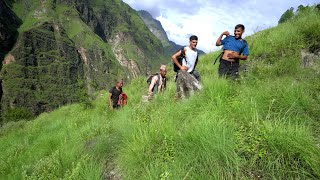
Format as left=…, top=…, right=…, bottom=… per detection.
left=189, top=35, right=198, bottom=50
left=159, top=64, right=167, bottom=77
left=116, top=79, right=123, bottom=88
left=234, top=24, right=245, bottom=39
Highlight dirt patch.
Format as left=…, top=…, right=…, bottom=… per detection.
left=103, top=158, right=122, bottom=180
left=78, top=47, right=89, bottom=65
left=301, top=49, right=320, bottom=68
left=3, top=53, right=15, bottom=64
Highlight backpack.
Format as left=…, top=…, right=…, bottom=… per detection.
left=117, top=92, right=128, bottom=106
left=147, top=73, right=160, bottom=86
left=173, top=47, right=186, bottom=72
left=173, top=47, right=199, bottom=72
left=214, top=38, right=247, bottom=65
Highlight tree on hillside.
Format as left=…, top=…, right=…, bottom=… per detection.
left=297, top=5, right=312, bottom=13
left=298, top=5, right=307, bottom=12
left=316, top=4, right=320, bottom=11
left=278, top=7, right=294, bottom=24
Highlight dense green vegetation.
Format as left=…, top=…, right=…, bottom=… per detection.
left=0, top=0, right=21, bottom=69
left=278, top=5, right=313, bottom=24
left=1, top=4, right=320, bottom=180
left=0, top=0, right=168, bottom=123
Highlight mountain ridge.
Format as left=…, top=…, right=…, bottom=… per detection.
left=138, top=10, right=206, bottom=57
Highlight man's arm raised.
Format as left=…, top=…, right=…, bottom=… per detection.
left=216, top=31, right=230, bottom=46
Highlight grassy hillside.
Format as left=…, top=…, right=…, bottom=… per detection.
left=1, top=6, right=320, bottom=180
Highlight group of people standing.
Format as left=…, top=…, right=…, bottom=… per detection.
left=173, top=24, right=249, bottom=81
left=108, top=24, right=250, bottom=109
left=170, top=24, right=249, bottom=98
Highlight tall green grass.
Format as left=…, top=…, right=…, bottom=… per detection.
left=114, top=74, right=320, bottom=179
left=1, top=4, right=320, bottom=180
left=0, top=98, right=116, bottom=179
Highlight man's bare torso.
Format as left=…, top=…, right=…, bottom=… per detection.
left=222, top=50, right=239, bottom=62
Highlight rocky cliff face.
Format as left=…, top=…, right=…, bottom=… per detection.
left=0, top=0, right=22, bottom=67
left=1, top=22, right=84, bottom=118
left=138, top=10, right=170, bottom=46
left=0, top=0, right=167, bottom=123
left=0, top=0, right=22, bottom=119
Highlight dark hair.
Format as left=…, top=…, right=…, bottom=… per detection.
left=189, top=35, right=198, bottom=41
left=235, top=24, right=245, bottom=30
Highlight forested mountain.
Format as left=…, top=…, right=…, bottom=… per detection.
left=0, top=0, right=168, bottom=123
left=138, top=10, right=206, bottom=56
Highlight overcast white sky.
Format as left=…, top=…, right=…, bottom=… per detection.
left=122, top=0, right=319, bottom=53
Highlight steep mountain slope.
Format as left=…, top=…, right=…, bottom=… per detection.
left=0, top=0, right=22, bottom=69
left=0, top=0, right=167, bottom=123
left=1, top=4, right=320, bottom=180
left=138, top=10, right=206, bottom=56
left=137, top=10, right=170, bottom=46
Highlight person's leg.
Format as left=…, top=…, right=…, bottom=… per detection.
left=229, top=62, right=239, bottom=80
left=218, top=60, right=229, bottom=78
left=176, top=71, right=182, bottom=98
left=191, top=69, right=201, bottom=81
left=176, top=71, right=188, bottom=99
left=174, top=72, right=178, bottom=82
left=113, top=104, right=119, bottom=109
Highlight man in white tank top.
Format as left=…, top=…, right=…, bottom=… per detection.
left=171, top=35, right=202, bottom=99
left=172, top=35, right=199, bottom=75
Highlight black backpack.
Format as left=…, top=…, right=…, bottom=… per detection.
left=173, top=47, right=186, bottom=72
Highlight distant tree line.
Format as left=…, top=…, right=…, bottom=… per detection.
left=278, top=4, right=320, bottom=24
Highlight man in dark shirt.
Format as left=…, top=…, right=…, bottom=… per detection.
left=108, top=79, right=123, bottom=110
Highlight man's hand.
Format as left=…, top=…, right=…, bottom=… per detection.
left=222, top=31, right=230, bottom=36
left=180, top=65, right=189, bottom=71
left=227, top=52, right=238, bottom=59
left=147, top=91, right=153, bottom=96
left=216, top=31, right=229, bottom=46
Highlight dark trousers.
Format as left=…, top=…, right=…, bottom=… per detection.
left=190, top=69, right=201, bottom=82
left=218, top=59, right=239, bottom=80
left=112, top=104, right=120, bottom=109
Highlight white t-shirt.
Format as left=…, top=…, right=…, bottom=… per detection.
left=182, top=46, right=198, bottom=73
